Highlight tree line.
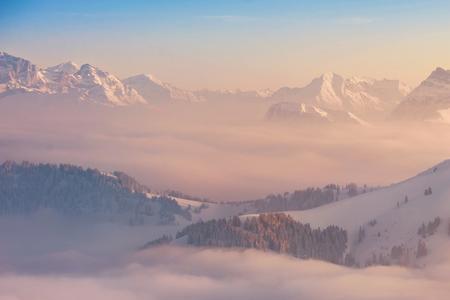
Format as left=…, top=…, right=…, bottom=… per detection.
left=176, top=213, right=348, bottom=264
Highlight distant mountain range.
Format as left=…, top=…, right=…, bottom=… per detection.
left=2, top=51, right=450, bottom=124
left=0, top=51, right=271, bottom=105
left=267, top=72, right=410, bottom=123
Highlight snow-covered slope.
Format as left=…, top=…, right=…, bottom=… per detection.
left=266, top=101, right=370, bottom=125
left=248, top=159, right=450, bottom=266
left=392, top=67, right=450, bottom=122
left=123, top=74, right=201, bottom=102
left=269, top=73, right=409, bottom=120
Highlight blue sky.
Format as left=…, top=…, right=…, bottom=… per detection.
left=2, top=0, right=450, bottom=89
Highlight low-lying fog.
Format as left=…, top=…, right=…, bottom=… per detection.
left=1, top=96, right=450, bottom=201
left=2, top=244, right=450, bottom=300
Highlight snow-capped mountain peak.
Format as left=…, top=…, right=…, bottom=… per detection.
left=320, top=71, right=342, bottom=82
left=269, top=72, right=408, bottom=120
left=0, top=52, right=48, bottom=95
left=392, top=67, right=450, bottom=122
left=75, top=64, right=108, bottom=86
left=268, top=72, right=409, bottom=123
left=315, top=72, right=346, bottom=110
left=0, top=52, right=146, bottom=105
left=72, top=64, right=146, bottom=105
left=123, top=73, right=202, bottom=102
left=46, top=61, right=79, bottom=75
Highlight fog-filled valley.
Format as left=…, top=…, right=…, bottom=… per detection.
left=1, top=95, right=450, bottom=202
left=3, top=245, right=450, bottom=300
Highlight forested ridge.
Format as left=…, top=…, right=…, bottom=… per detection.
left=0, top=161, right=190, bottom=224
left=249, top=183, right=375, bottom=212
left=176, top=213, right=348, bottom=264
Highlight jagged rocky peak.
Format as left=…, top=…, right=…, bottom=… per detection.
left=269, top=72, right=409, bottom=120
left=75, top=63, right=107, bottom=81
left=0, top=52, right=47, bottom=88
left=72, top=64, right=146, bottom=105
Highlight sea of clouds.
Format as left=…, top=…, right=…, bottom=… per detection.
left=1, top=97, right=450, bottom=201
left=2, top=246, right=450, bottom=300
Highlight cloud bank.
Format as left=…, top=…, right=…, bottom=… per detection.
left=1, top=246, right=450, bottom=300
left=1, top=97, right=450, bottom=201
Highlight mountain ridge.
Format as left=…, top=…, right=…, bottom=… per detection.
left=0, top=51, right=411, bottom=114
left=392, top=67, right=450, bottom=122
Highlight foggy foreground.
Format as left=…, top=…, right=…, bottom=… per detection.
left=2, top=244, right=450, bottom=300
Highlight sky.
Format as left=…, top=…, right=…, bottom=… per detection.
left=1, top=0, right=450, bottom=90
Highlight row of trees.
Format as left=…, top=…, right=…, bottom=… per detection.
left=387, top=240, right=428, bottom=266
left=250, top=183, right=374, bottom=213
left=176, top=213, right=348, bottom=264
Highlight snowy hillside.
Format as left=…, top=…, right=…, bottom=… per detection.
left=268, top=72, right=409, bottom=121
left=250, top=159, right=450, bottom=266
left=392, top=67, right=450, bottom=122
